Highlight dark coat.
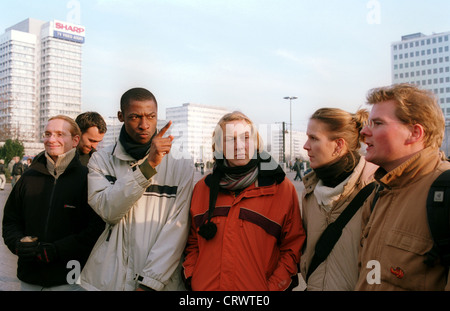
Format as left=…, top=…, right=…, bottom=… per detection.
left=2, top=151, right=105, bottom=287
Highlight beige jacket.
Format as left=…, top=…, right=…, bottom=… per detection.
left=300, top=157, right=377, bottom=290
left=356, top=147, right=450, bottom=291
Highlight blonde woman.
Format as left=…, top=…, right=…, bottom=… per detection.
left=183, top=111, right=305, bottom=291
left=300, top=108, right=377, bottom=291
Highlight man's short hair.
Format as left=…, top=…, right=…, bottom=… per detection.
left=75, top=111, right=107, bottom=134
left=48, top=115, right=81, bottom=138
left=120, top=88, right=157, bottom=113
left=366, top=83, right=445, bottom=149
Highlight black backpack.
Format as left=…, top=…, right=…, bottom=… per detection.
left=425, top=169, right=450, bottom=267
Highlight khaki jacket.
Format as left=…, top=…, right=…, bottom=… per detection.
left=300, top=157, right=377, bottom=290
left=356, top=147, right=450, bottom=291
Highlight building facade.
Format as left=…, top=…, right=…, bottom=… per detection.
left=166, top=103, right=231, bottom=164
left=391, top=32, right=450, bottom=155
left=0, top=18, right=85, bottom=143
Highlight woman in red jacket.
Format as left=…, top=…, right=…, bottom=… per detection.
left=182, top=111, right=305, bottom=291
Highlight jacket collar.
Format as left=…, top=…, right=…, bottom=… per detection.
left=375, top=147, right=445, bottom=189
left=31, top=149, right=82, bottom=176
left=303, top=156, right=369, bottom=196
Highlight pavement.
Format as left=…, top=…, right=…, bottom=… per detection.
left=0, top=169, right=305, bottom=291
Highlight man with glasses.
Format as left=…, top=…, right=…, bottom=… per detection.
left=356, top=83, right=450, bottom=290
left=2, top=115, right=104, bottom=291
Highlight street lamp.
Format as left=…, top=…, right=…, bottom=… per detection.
left=283, top=96, right=297, bottom=165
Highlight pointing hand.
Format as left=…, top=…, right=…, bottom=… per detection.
left=147, top=121, right=174, bottom=168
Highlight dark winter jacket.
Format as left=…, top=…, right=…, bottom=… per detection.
left=2, top=151, right=105, bottom=287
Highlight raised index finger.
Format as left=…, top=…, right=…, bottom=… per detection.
left=156, top=121, right=172, bottom=138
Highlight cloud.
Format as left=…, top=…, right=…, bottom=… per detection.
left=274, top=49, right=334, bottom=79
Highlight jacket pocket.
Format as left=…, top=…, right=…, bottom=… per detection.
left=382, top=229, right=432, bottom=290
left=386, top=229, right=430, bottom=255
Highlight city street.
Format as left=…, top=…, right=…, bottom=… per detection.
left=0, top=169, right=305, bottom=291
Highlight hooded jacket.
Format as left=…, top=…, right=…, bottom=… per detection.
left=356, top=147, right=450, bottom=291
left=80, top=140, right=194, bottom=291
left=182, top=161, right=305, bottom=291
left=300, top=156, right=377, bottom=290
left=2, top=150, right=104, bottom=287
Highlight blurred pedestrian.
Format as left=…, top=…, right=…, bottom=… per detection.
left=0, top=159, right=6, bottom=190
left=11, top=156, right=24, bottom=188
left=293, top=158, right=303, bottom=181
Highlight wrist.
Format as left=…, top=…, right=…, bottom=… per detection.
left=138, top=283, right=155, bottom=291
left=138, top=160, right=157, bottom=179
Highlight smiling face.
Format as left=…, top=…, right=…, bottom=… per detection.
left=303, top=118, right=340, bottom=169
left=44, top=119, right=80, bottom=161
left=118, top=99, right=157, bottom=145
left=360, top=100, right=414, bottom=172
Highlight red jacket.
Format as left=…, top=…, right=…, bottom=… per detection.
left=183, top=173, right=305, bottom=291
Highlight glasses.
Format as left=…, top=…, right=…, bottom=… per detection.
left=42, top=132, right=72, bottom=139
left=363, top=119, right=405, bottom=129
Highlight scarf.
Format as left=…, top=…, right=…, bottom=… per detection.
left=198, top=151, right=285, bottom=240
left=313, top=151, right=360, bottom=188
left=219, top=160, right=259, bottom=191
left=119, top=125, right=156, bottom=160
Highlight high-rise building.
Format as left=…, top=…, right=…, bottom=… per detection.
left=391, top=32, right=450, bottom=155
left=166, top=103, right=231, bottom=163
left=0, top=18, right=85, bottom=143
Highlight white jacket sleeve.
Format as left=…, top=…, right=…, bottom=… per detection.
left=87, top=151, right=152, bottom=225
left=137, top=159, right=194, bottom=291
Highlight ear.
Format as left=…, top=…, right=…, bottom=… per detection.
left=72, top=135, right=80, bottom=148
left=117, top=111, right=124, bottom=122
left=405, top=124, right=424, bottom=145
left=334, top=138, right=346, bottom=155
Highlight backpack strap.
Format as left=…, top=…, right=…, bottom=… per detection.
left=306, top=181, right=376, bottom=282
left=425, top=169, right=450, bottom=267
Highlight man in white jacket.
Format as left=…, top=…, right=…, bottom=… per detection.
left=80, top=88, right=194, bottom=291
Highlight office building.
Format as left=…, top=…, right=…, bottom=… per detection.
left=0, top=18, right=85, bottom=143
left=166, top=103, right=231, bottom=163
left=265, top=123, right=308, bottom=165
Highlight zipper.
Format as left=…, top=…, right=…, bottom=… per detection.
left=106, top=226, right=112, bottom=242
left=43, top=177, right=58, bottom=241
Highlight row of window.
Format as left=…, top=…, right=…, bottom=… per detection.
left=41, top=62, right=81, bottom=74
left=394, top=60, right=450, bottom=71
left=0, top=42, right=35, bottom=54
left=394, top=68, right=450, bottom=79
left=0, top=51, right=34, bottom=62
left=40, top=86, right=81, bottom=97
left=394, top=46, right=450, bottom=60
left=393, top=35, right=449, bottom=50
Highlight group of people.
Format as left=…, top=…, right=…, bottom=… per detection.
left=2, top=83, right=449, bottom=291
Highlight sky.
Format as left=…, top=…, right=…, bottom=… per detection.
left=2, top=0, right=450, bottom=131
